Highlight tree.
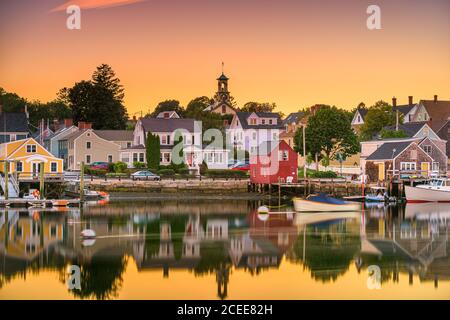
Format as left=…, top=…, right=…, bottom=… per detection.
left=380, top=129, right=409, bottom=139
left=241, top=101, right=276, bottom=113
left=147, top=100, right=184, bottom=118
left=59, top=64, right=128, bottom=129
left=184, top=96, right=225, bottom=133
left=146, top=132, right=160, bottom=170
left=359, top=100, right=399, bottom=141
left=294, top=106, right=359, bottom=168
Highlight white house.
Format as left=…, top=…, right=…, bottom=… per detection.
left=227, top=112, right=284, bottom=154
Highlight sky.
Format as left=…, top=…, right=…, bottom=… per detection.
left=0, top=0, right=449, bottom=117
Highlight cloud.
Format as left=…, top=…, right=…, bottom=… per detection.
left=51, top=0, right=146, bottom=12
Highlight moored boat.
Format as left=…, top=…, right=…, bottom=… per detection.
left=51, top=199, right=70, bottom=207
left=405, top=178, right=450, bottom=203
left=293, top=194, right=361, bottom=212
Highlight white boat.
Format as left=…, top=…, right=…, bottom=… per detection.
left=293, top=194, right=361, bottom=212
left=405, top=178, right=450, bottom=203
left=80, top=229, right=96, bottom=238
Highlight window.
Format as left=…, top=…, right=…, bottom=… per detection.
left=160, top=152, right=171, bottom=163
left=50, top=225, right=57, bottom=238
left=400, top=162, right=416, bottom=171
left=432, top=162, right=439, bottom=171
left=86, top=155, right=91, bottom=164
left=50, top=162, right=57, bottom=172
left=86, top=141, right=91, bottom=149
left=139, top=153, right=144, bottom=162
left=279, top=150, right=289, bottom=161
left=250, top=118, right=257, bottom=125
left=133, top=153, right=138, bottom=162
left=161, top=135, right=167, bottom=145
left=262, top=119, right=266, bottom=125
left=16, top=161, right=23, bottom=172
left=192, top=135, right=195, bottom=145
left=269, top=119, right=273, bottom=125
left=357, top=116, right=361, bottom=122
left=121, top=153, right=130, bottom=163
left=108, top=155, right=113, bottom=163
left=26, top=145, right=37, bottom=153
left=127, top=142, right=132, bottom=148
left=222, top=105, right=226, bottom=114
left=252, top=132, right=257, bottom=140
left=273, top=132, right=278, bottom=140
left=423, top=145, right=432, bottom=154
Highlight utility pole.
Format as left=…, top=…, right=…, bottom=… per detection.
left=396, top=110, right=399, bottom=131
left=4, top=161, right=9, bottom=200
left=303, top=124, right=306, bottom=179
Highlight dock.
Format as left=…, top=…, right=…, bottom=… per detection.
left=0, top=198, right=81, bottom=208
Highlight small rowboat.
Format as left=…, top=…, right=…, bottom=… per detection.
left=80, top=229, right=96, bottom=239
left=293, top=194, right=361, bottom=212
left=51, top=199, right=70, bottom=207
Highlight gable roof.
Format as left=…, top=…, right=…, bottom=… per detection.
left=94, top=130, right=133, bottom=141
left=393, top=104, right=416, bottom=116
left=140, top=118, right=198, bottom=133
left=0, top=112, right=28, bottom=133
left=282, top=112, right=304, bottom=126
left=235, top=112, right=283, bottom=130
left=156, top=111, right=180, bottom=119
left=366, top=141, right=414, bottom=161
left=420, top=99, right=450, bottom=122
left=6, top=137, right=57, bottom=160
left=383, top=122, right=428, bottom=137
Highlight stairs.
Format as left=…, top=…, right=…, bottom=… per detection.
left=0, top=173, right=20, bottom=198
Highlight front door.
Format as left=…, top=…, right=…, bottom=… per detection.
left=378, top=163, right=385, bottom=181
left=421, top=162, right=429, bottom=177
left=32, top=162, right=41, bottom=178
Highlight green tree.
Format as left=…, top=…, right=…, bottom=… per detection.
left=184, top=96, right=226, bottom=133
left=147, top=99, right=184, bottom=118
left=146, top=132, right=160, bottom=170
left=241, top=101, right=276, bottom=113
left=360, top=100, right=399, bottom=141
left=58, top=64, right=128, bottom=129
left=380, top=129, right=409, bottom=139
left=294, top=106, right=359, bottom=167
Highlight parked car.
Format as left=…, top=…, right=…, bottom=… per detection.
left=89, top=162, right=109, bottom=170
left=230, top=160, right=249, bottom=169
left=231, top=163, right=250, bottom=171
left=131, top=170, right=161, bottom=181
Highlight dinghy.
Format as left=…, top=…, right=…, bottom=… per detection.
left=80, top=229, right=96, bottom=239
left=293, top=194, right=361, bottom=212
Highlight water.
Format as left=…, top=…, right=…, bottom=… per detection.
left=0, top=197, right=449, bottom=300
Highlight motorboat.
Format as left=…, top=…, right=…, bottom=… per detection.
left=365, top=186, right=396, bottom=202
left=405, top=178, right=450, bottom=203
left=81, top=229, right=96, bottom=239
left=293, top=194, right=361, bottom=212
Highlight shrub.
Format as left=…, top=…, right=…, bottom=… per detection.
left=199, top=161, right=208, bottom=175
left=177, top=168, right=191, bottom=175
left=114, top=161, right=128, bottom=173
left=133, top=161, right=146, bottom=169
left=158, top=169, right=175, bottom=176
left=205, top=169, right=248, bottom=178
left=107, top=162, right=115, bottom=172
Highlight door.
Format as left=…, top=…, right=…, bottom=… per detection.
left=421, top=162, right=429, bottom=177
left=32, top=162, right=41, bottom=179
left=378, top=163, right=385, bottom=181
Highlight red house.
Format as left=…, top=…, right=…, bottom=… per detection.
left=250, top=140, right=298, bottom=184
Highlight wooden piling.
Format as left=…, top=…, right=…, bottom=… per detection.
left=39, top=161, right=45, bottom=199
left=80, top=161, right=85, bottom=202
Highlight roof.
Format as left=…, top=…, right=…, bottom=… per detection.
left=0, top=112, right=28, bottom=132
left=94, top=130, right=133, bottom=141
left=366, top=141, right=413, bottom=160
left=420, top=99, right=450, bottom=122
left=140, top=118, right=198, bottom=133
left=393, top=104, right=416, bottom=116
left=282, top=112, right=304, bottom=126
left=356, top=108, right=368, bottom=119
left=62, top=129, right=87, bottom=141
left=383, top=122, right=427, bottom=137
left=156, top=111, right=180, bottom=119
left=217, top=73, right=229, bottom=81
left=255, top=141, right=281, bottom=156
left=235, top=112, right=283, bottom=130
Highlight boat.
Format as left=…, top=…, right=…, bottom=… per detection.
left=293, top=194, right=361, bottom=212
left=365, top=186, right=396, bottom=203
left=51, top=199, right=70, bottom=207
left=81, top=229, right=96, bottom=238
left=405, top=178, right=450, bottom=203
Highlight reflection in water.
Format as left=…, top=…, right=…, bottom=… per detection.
left=0, top=200, right=449, bottom=299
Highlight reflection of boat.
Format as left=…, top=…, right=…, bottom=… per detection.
left=405, top=202, right=450, bottom=221
left=294, top=211, right=360, bottom=226
left=81, top=229, right=96, bottom=238
left=51, top=199, right=70, bottom=207
left=293, top=194, right=361, bottom=212
left=405, top=178, right=450, bottom=203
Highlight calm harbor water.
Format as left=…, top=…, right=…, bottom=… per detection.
left=0, top=197, right=449, bottom=300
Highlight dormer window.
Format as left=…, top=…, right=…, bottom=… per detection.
left=250, top=119, right=257, bottom=125
left=269, top=119, right=273, bottom=125
left=262, top=119, right=266, bottom=125
left=26, top=145, right=37, bottom=153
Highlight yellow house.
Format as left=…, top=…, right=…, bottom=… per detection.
left=0, top=138, right=63, bottom=179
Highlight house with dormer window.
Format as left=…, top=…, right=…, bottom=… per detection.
left=227, top=112, right=284, bottom=154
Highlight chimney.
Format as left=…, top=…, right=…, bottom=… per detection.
left=392, top=97, right=397, bottom=108
left=84, top=122, right=92, bottom=129
left=64, top=118, right=73, bottom=128
left=434, top=95, right=438, bottom=103
left=408, top=96, right=413, bottom=105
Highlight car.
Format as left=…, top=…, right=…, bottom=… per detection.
left=89, top=162, right=109, bottom=170
left=231, top=163, right=250, bottom=171
left=230, top=160, right=249, bottom=169
left=131, top=170, right=161, bottom=181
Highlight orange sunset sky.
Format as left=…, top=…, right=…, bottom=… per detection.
left=0, top=0, right=449, bottom=116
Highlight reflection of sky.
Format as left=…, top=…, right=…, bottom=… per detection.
left=0, top=201, right=450, bottom=299
left=0, top=0, right=449, bottom=116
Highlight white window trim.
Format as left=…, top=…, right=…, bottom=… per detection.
left=400, top=162, right=416, bottom=171
left=26, top=144, right=37, bottom=153
left=50, top=161, right=58, bottom=173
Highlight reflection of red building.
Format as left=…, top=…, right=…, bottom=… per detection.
left=250, top=140, right=298, bottom=184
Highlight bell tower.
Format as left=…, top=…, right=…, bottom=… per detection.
left=215, top=62, right=230, bottom=103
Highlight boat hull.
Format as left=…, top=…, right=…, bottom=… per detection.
left=405, top=186, right=450, bottom=203
left=293, top=198, right=361, bottom=212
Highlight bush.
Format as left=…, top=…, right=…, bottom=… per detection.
left=133, top=161, right=146, bottom=169
left=158, top=169, right=175, bottom=176
left=107, top=162, right=115, bottom=172
left=298, top=168, right=339, bottom=179
left=199, top=161, right=208, bottom=175
left=84, top=168, right=107, bottom=176
left=177, top=168, right=191, bottom=175
left=106, top=172, right=129, bottom=178
left=205, top=169, right=248, bottom=178
left=114, top=161, right=128, bottom=173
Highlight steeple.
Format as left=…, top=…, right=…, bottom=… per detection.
left=216, top=62, right=230, bottom=100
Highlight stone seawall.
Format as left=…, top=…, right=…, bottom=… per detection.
left=86, top=179, right=250, bottom=194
